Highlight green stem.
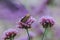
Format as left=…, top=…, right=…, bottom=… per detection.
left=41, top=28, right=47, bottom=40
left=10, top=37, right=14, bottom=40
left=26, top=29, right=30, bottom=40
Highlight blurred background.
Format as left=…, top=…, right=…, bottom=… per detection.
left=0, top=0, right=60, bottom=40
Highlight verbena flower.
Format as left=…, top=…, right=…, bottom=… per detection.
left=17, top=14, right=36, bottom=29
left=17, top=14, right=36, bottom=40
left=40, top=16, right=55, bottom=28
left=2, top=29, right=18, bottom=40
left=39, top=16, right=55, bottom=40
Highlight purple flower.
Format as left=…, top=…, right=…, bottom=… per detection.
left=40, top=16, right=55, bottom=28
left=0, top=2, right=28, bottom=22
left=17, top=14, right=36, bottom=29
left=2, top=29, right=18, bottom=40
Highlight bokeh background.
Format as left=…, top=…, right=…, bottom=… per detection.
left=0, top=0, right=60, bottom=40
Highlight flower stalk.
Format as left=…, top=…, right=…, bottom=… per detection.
left=10, top=37, right=14, bottom=40
left=26, top=28, right=30, bottom=40
left=41, top=28, right=47, bottom=40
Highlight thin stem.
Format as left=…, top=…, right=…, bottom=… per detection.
left=10, top=37, right=14, bottom=40
left=41, top=28, right=47, bottom=40
left=26, top=29, right=30, bottom=40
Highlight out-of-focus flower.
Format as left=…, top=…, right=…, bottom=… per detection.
left=22, top=0, right=51, bottom=17
left=40, top=16, right=55, bottom=28
left=0, top=1, right=28, bottom=23
left=17, top=14, right=36, bottom=29
left=2, top=29, right=18, bottom=40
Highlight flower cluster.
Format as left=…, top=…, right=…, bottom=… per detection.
left=40, top=16, right=55, bottom=28
left=2, top=29, right=18, bottom=40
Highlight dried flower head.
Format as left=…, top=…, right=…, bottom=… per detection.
left=2, top=29, right=18, bottom=40
left=17, top=14, right=36, bottom=29
left=40, top=16, right=55, bottom=28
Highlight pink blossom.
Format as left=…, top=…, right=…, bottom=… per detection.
left=2, top=29, right=18, bottom=40
left=40, top=16, right=55, bottom=28
left=17, top=14, right=36, bottom=29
